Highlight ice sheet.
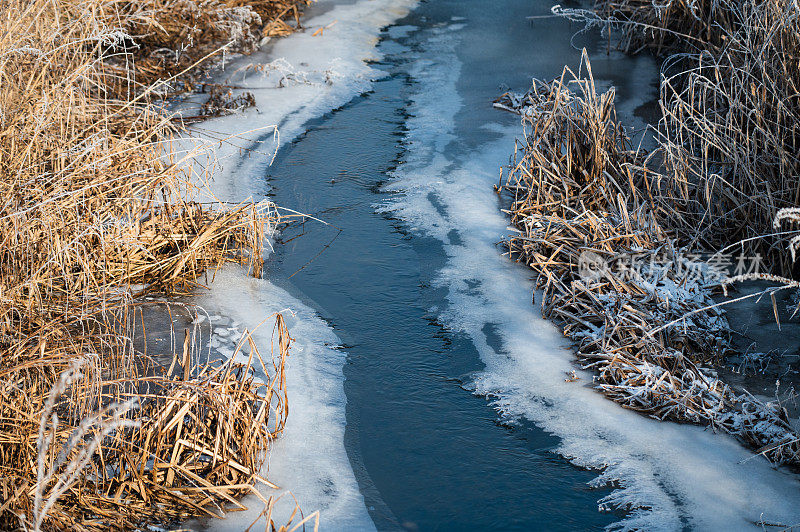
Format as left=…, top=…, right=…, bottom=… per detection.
left=178, top=0, right=417, bottom=204
left=197, top=267, right=372, bottom=529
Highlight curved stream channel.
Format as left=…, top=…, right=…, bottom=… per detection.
left=188, top=0, right=800, bottom=528
left=259, top=1, right=654, bottom=529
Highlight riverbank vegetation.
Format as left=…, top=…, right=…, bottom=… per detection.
left=498, top=0, right=800, bottom=468
left=0, top=0, right=310, bottom=529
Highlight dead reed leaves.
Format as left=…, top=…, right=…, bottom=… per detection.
left=593, top=0, right=736, bottom=53
left=497, top=0, right=800, bottom=468
left=0, top=0, right=308, bottom=529
left=2, top=316, right=292, bottom=530
left=497, top=54, right=800, bottom=469
left=93, top=0, right=312, bottom=98
left=588, top=0, right=800, bottom=276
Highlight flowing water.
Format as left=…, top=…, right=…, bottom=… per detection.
left=195, top=0, right=800, bottom=529
left=264, top=2, right=652, bottom=529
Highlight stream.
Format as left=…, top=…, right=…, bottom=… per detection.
left=193, top=0, right=800, bottom=529
left=266, top=2, right=646, bottom=529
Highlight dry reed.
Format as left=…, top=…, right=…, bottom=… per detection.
left=94, top=0, right=311, bottom=99
left=0, top=0, right=308, bottom=529
left=497, top=54, right=800, bottom=469
left=586, top=0, right=800, bottom=276
left=4, top=317, right=291, bottom=530
left=592, top=0, right=737, bottom=53
left=657, top=0, right=800, bottom=276
left=496, top=0, right=800, bottom=466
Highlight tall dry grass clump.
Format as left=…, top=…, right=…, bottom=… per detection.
left=590, top=0, right=800, bottom=276
left=657, top=0, right=800, bottom=275
left=105, top=0, right=310, bottom=96
left=497, top=55, right=800, bottom=470
left=0, top=0, right=307, bottom=529
left=593, top=0, right=738, bottom=53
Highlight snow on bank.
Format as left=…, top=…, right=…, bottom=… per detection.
left=197, top=267, right=370, bottom=529
left=182, top=0, right=416, bottom=528
left=183, top=0, right=417, bottom=203
left=382, top=22, right=800, bottom=530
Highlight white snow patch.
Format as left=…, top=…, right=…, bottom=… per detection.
left=198, top=267, right=372, bottom=530
left=178, top=0, right=417, bottom=204
left=382, top=21, right=800, bottom=531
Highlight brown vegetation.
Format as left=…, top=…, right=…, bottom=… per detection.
left=497, top=0, right=800, bottom=466
left=594, top=0, right=800, bottom=276
left=0, top=0, right=309, bottom=529
left=97, top=0, right=311, bottom=98
left=594, top=0, right=735, bottom=53
left=497, top=57, right=800, bottom=467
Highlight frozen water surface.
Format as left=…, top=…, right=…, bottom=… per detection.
left=191, top=0, right=418, bottom=528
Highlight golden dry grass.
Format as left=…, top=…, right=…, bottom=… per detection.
left=113, top=0, right=310, bottom=97
left=592, top=0, right=800, bottom=276
left=0, top=0, right=309, bottom=529
left=497, top=54, right=800, bottom=469
left=495, top=0, right=800, bottom=466
left=594, top=0, right=736, bottom=53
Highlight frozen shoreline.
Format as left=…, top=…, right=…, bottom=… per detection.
left=197, top=268, right=372, bottom=529
left=181, top=0, right=417, bottom=527
left=183, top=1, right=800, bottom=529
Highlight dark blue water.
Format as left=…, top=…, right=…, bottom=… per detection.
left=264, top=1, right=657, bottom=529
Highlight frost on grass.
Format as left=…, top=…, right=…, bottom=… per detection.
left=496, top=52, right=800, bottom=471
